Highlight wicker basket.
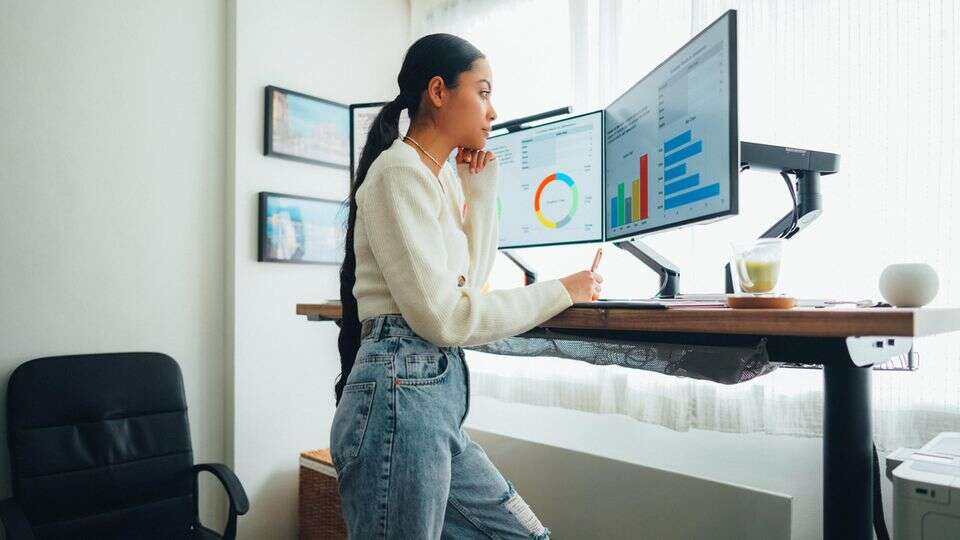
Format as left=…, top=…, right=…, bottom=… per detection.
left=299, top=448, right=347, bottom=539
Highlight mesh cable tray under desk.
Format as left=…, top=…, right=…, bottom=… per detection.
left=469, top=328, right=777, bottom=385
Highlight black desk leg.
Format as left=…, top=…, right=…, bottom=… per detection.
left=823, top=360, right=873, bottom=540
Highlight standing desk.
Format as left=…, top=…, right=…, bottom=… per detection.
left=297, top=302, right=960, bottom=540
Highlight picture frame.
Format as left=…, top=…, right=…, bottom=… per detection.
left=349, top=102, right=412, bottom=180
left=264, top=85, right=350, bottom=169
left=258, top=192, right=346, bottom=265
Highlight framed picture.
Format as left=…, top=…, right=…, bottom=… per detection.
left=350, top=102, right=411, bottom=180
left=264, top=85, right=350, bottom=169
left=258, top=192, right=346, bottom=265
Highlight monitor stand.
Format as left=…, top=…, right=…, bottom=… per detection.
left=613, top=238, right=680, bottom=298
left=502, top=250, right=538, bottom=286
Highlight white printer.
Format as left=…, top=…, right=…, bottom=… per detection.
left=892, top=432, right=960, bottom=539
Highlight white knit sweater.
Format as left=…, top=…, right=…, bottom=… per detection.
left=353, top=137, right=574, bottom=347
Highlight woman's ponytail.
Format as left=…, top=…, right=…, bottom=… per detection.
left=335, top=96, right=406, bottom=404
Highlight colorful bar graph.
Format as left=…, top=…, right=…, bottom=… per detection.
left=664, top=163, right=687, bottom=181
left=664, top=183, right=720, bottom=209
left=610, top=152, right=651, bottom=227
left=664, top=130, right=692, bottom=153
left=639, top=153, right=649, bottom=220
left=664, top=173, right=700, bottom=195
left=664, top=140, right=702, bottom=167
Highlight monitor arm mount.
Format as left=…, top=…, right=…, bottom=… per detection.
left=613, top=237, right=681, bottom=298
left=502, top=251, right=538, bottom=286
left=614, top=141, right=839, bottom=298
left=496, top=107, right=572, bottom=285
left=723, top=142, right=840, bottom=292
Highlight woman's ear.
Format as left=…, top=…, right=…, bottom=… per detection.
left=426, top=75, right=446, bottom=108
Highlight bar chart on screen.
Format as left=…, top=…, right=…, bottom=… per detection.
left=609, top=152, right=650, bottom=228
left=661, top=128, right=720, bottom=210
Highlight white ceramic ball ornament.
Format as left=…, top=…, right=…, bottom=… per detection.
left=879, top=263, right=939, bottom=307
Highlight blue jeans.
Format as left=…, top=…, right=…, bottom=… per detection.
left=330, top=314, right=551, bottom=539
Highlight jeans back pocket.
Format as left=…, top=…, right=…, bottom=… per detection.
left=330, top=381, right=376, bottom=471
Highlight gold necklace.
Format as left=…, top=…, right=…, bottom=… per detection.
left=403, top=135, right=442, bottom=168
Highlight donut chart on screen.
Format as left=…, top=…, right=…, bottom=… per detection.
left=487, top=111, right=603, bottom=248
left=534, top=172, right=579, bottom=229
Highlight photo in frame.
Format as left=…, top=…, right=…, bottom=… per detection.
left=264, top=85, right=350, bottom=169
left=350, top=102, right=411, bottom=180
left=258, top=192, right=346, bottom=265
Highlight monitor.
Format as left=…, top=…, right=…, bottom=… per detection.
left=603, top=10, right=737, bottom=241
left=349, top=102, right=411, bottom=180
left=486, top=110, right=605, bottom=249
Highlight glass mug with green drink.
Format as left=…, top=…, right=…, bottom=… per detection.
left=731, top=239, right=785, bottom=294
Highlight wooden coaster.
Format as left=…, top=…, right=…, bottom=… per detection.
left=726, top=295, right=797, bottom=309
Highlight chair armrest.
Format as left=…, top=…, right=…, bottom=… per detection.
left=0, top=498, right=35, bottom=540
left=193, top=463, right=249, bottom=515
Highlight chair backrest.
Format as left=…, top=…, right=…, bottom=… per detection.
left=6, top=352, right=195, bottom=538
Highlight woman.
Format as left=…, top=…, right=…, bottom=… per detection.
left=332, top=33, right=603, bottom=539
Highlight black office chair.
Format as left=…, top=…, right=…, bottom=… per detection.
left=0, top=352, right=249, bottom=539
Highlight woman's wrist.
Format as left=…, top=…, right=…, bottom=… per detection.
left=457, top=158, right=498, bottom=200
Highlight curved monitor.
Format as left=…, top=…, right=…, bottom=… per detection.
left=486, top=110, right=605, bottom=249
left=604, top=10, right=738, bottom=241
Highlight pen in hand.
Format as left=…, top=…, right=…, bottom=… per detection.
left=590, top=248, right=603, bottom=301
left=591, top=247, right=603, bottom=272
left=559, top=248, right=604, bottom=302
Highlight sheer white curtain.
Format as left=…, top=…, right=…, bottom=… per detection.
left=412, top=0, right=960, bottom=451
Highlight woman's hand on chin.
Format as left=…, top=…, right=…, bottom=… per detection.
left=456, top=147, right=496, bottom=174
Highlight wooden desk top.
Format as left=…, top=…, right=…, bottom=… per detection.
left=297, top=303, right=960, bottom=338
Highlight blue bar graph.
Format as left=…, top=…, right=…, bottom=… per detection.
left=610, top=197, right=618, bottom=228
left=664, top=140, right=702, bottom=167
left=663, top=130, right=692, bottom=153
left=664, top=183, right=720, bottom=209
left=664, top=174, right=700, bottom=195
left=664, top=163, right=687, bottom=181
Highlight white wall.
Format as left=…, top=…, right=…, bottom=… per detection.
left=225, top=1, right=410, bottom=537
left=0, top=0, right=227, bottom=529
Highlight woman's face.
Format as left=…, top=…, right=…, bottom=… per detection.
left=437, top=58, right=498, bottom=150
